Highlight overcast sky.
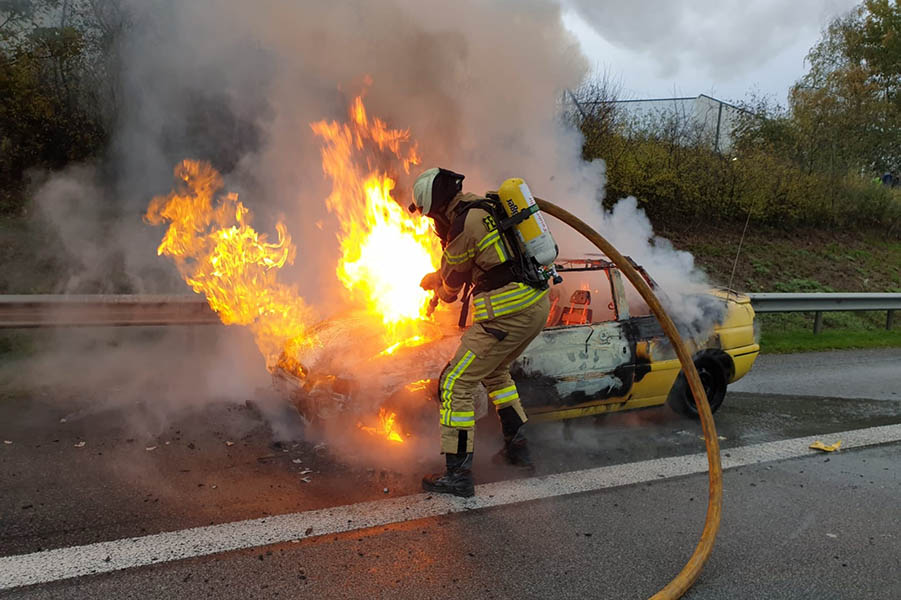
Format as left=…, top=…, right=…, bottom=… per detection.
left=562, top=0, right=859, bottom=104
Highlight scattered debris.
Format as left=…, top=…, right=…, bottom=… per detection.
left=292, top=458, right=303, bottom=464
left=313, top=443, right=328, bottom=457
left=74, top=441, right=86, bottom=448
left=59, top=418, right=67, bottom=423
left=145, top=446, right=158, bottom=451
left=697, top=435, right=727, bottom=441
left=3, top=440, right=12, bottom=445
left=826, top=533, right=838, bottom=538
left=383, top=488, right=389, bottom=494
left=810, top=440, right=842, bottom=452
left=300, top=468, right=313, bottom=475
left=164, top=441, right=171, bottom=446
left=305, top=526, right=314, bottom=536
left=225, top=441, right=235, bottom=447
left=301, top=477, right=312, bottom=483
left=211, top=484, right=218, bottom=489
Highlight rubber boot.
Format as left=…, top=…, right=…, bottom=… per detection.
left=494, top=406, right=534, bottom=471
left=422, top=452, right=474, bottom=498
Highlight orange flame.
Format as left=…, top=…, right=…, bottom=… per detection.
left=357, top=408, right=406, bottom=444
left=147, top=92, right=438, bottom=443
left=144, top=160, right=315, bottom=362
left=312, top=94, right=441, bottom=347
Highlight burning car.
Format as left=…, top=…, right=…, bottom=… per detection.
left=145, top=95, right=758, bottom=444
left=272, top=256, right=760, bottom=431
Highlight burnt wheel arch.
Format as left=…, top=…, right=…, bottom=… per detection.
left=666, top=350, right=734, bottom=419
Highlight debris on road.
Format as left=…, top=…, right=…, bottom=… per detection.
left=3, top=440, right=12, bottom=445
left=301, top=476, right=312, bottom=483
left=810, top=440, right=842, bottom=452
left=292, top=458, right=303, bottom=464
left=145, top=445, right=158, bottom=451
left=74, top=441, right=86, bottom=448
left=300, top=468, right=313, bottom=475
left=225, top=441, right=235, bottom=446
left=59, top=418, right=67, bottom=423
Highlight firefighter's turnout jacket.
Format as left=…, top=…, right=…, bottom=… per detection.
left=434, top=192, right=551, bottom=455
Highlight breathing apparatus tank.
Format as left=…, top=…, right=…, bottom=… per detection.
left=496, top=178, right=560, bottom=284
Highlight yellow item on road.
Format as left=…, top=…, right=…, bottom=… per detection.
left=810, top=440, right=843, bottom=452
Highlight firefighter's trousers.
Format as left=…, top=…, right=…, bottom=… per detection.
left=438, top=293, right=550, bottom=454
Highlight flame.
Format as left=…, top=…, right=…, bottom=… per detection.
left=358, top=408, right=406, bottom=444
left=144, top=160, right=315, bottom=362
left=147, top=92, right=440, bottom=444
left=405, top=378, right=432, bottom=392
left=311, top=94, right=441, bottom=349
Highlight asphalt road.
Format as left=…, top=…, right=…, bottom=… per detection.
left=1, top=347, right=900, bottom=599
left=730, top=348, right=901, bottom=401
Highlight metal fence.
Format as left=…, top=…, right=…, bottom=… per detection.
left=1, top=293, right=898, bottom=334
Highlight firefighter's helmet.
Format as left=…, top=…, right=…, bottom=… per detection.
left=410, top=167, right=464, bottom=217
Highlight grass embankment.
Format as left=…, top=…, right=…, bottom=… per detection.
left=667, top=225, right=901, bottom=354
left=760, top=327, right=901, bottom=353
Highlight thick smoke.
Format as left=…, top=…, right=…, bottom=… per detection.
left=16, top=0, right=722, bottom=445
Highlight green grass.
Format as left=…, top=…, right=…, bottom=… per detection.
left=0, top=331, right=35, bottom=359
left=758, top=311, right=901, bottom=354
left=761, top=328, right=901, bottom=353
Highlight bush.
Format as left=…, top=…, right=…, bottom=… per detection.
left=574, top=104, right=900, bottom=232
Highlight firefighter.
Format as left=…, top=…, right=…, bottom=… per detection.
left=409, top=167, right=551, bottom=497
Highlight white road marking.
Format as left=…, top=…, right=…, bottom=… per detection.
left=1, top=423, right=900, bottom=590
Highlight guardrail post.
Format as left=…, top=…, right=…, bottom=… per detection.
left=888, top=310, right=895, bottom=331
left=813, top=311, right=823, bottom=335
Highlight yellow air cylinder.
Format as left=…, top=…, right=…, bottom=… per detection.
left=497, top=178, right=558, bottom=267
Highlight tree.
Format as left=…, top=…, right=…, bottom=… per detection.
left=792, top=0, right=901, bottom=175
left=0, top=0, right=126, bottom=214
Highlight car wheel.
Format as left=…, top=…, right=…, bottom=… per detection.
left=667, top=357, right=727, bottom=419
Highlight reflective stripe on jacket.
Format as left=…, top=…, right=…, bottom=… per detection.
left=438, top=193, right=547, bottom=322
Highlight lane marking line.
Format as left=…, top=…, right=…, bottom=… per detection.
left=2, top=423, right=900, bottom=590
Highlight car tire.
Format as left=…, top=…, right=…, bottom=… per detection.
left=667, top=356, right=728, bottom=419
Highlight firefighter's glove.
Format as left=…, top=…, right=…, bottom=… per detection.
left=420, top=271, right=441, bottom=292
left=436, top=285, right=458, bottom=304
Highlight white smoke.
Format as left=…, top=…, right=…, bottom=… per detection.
left=18, top=0, right=723, bottom=437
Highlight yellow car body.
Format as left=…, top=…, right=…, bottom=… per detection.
left=274, top=258, right=759, bottom=424
left=525, top=278, right=759, bottom=422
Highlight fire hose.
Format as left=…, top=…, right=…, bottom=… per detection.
left=534, top=198, right=723, bottom=600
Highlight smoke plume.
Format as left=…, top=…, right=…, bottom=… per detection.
left=17, top=0, right=722, bottom=444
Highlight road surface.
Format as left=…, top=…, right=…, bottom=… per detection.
left=1, top=347, right=899, bottom=599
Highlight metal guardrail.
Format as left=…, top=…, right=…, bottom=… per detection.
left=747, top=292, right=901, bottom=333
left=0, top=294, right=217, bottom=328
left=0, top=292, right=898, bottom=332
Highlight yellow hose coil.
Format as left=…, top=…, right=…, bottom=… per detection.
left=534, top=198, right=723, bottom=600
